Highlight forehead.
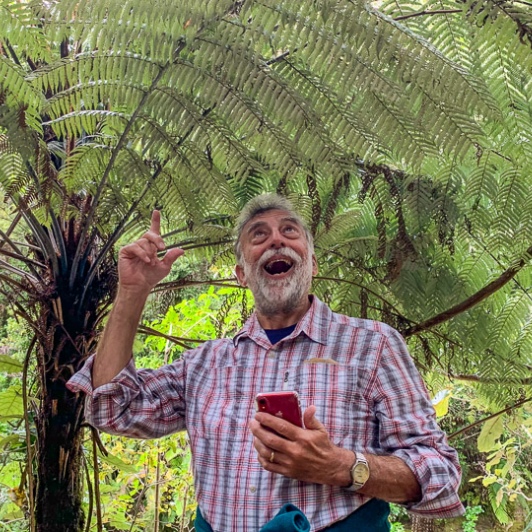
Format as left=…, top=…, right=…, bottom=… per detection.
left=242, top=209, right=301, bottom=233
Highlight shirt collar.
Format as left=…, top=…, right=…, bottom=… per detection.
left=233, top=295, right=331, bottom=347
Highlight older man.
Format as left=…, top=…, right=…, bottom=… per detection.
left=68, top=194, right=464, bottom=531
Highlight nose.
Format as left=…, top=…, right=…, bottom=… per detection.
left=269, top=228, right=285, bottom=248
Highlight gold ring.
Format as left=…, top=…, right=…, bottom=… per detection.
left=269, top=451, right=275, bottom=463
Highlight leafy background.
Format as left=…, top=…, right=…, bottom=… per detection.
left=1, top=0, right=532, bottom=530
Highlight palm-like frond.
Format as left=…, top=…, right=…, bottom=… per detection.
left=1, top=0, right=531, bottom=381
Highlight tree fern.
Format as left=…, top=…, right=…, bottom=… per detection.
left=3, top=0, right=532, bottom=529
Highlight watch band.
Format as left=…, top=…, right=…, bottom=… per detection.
left=347, top=451, right=370, bottom=491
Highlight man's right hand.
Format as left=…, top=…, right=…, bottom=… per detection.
left=118, top=210, right=184, bottom=296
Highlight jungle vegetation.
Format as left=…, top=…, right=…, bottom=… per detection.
left=0, top=0, right=532, bottom=530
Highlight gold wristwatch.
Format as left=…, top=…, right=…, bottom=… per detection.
left=348, top=451, right=370, bottom=491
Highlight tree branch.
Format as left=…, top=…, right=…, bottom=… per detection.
left=394, top=9, right=462, bottom=22
left=448, top=396, right=532, bottom=441
left=403, top=249, right=532, bottom=337
left=90, top=428, right=103, bottom=532
left=151, top=278, right=239, bottom=293
left=82, top=454, right=93, bottom=532
left=137, top=324, right=205, bottom=349
left=451, top=373, right=532, bottom=385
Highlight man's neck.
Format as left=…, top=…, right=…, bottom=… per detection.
left=255, top=296, right=312, bottom=330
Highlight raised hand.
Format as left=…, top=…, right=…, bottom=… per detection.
left=118, top=210, right=184, bottom=296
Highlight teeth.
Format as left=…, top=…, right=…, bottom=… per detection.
left=264, top=259, right=293, bottom=274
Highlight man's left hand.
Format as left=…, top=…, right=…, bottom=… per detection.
left=249, top=405, right=354, bottom=486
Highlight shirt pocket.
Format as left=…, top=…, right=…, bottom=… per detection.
left=294, top=363, right=373, bottom=444
left=187, top=365, right=260, bottom=442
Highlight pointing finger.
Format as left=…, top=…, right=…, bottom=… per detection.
left=150, top=210, right=161, bottom=236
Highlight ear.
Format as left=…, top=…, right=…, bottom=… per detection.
left=312, top=253, right=318, bottom=277
left=312, top=254, right=318, bottom=276
left=235, top=264, right=247, bottom=287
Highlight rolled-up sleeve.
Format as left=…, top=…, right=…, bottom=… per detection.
left=373, top=330, right=464, bottom=518
left=67, top=354, right=187, bottom=439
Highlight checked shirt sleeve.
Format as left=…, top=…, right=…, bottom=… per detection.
left=372, top=328, right=465, bottom=518
left=67, top=354, right=187, bottom=439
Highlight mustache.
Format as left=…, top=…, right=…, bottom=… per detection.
left=257, top=248, right=301, bottom=269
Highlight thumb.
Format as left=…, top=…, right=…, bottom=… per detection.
left=303, top=405, right=325, bottom=431
left=161, top=247, right=184, bottom=267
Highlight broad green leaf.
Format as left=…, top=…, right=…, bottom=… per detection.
left=477, top=415, right=504, bottom=453
left=97, top=449, right=138, bottom=474
left=482, top=476, right=498, bottom=487
left=0, top=434, right=23, bottom=450
left=0, top=501, right=24, bottom=521
left=0, top=460, right=23, bottom=489
left=0, top=386, right=24, bottom=419
left=0, top=354, right=23, bottom=372
left=486, top=451, right=503, bottom=471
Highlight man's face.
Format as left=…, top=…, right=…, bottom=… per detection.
left=235, top=210, right=317, bottom=316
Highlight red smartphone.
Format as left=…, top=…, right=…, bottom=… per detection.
left=255, top=391, right=304, bottom=428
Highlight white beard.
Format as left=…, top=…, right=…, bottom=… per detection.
left=241, top=247, right=314, bottom=317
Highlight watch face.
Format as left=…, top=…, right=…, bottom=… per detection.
left=353, top=463, right=369, bottom=484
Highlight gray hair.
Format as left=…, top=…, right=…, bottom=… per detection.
left=234, top=193, right=314, bottom=263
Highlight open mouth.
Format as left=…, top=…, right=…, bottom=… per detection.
left=263, top=259, right=294, bottom=275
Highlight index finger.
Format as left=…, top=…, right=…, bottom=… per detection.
left=255, top=412, right=301, bottom=441
left=150, top=210, right=161, bottom=235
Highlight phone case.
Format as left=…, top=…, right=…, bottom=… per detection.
left=255, top=391, right=304, bottom=428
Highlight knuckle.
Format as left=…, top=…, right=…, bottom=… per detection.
left=275, top=421, right=289, bottom=436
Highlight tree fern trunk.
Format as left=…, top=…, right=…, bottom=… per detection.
left=35, top=379, right=85, bottom=532
left=31, top=227, right=111, bottom=532
left=33, top=309, right=90, bottom=532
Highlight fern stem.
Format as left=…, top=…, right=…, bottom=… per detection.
left=403, top=252, right=532, bottom=336
left=0, top=246, right=47, bottom=269
left=91, top=428, right=103, bottom=532
left=82, top=453, right=93, bottom=532
left=3, top=38, right=21, bottom=66
left=78, top=166, right=162, bottom=310
left=151, top=278, right=239, bottom=293
left=69, top=44, right=184, bottom=289
left=137, top=324, right=203, bottom=348
left=451, top=373, right=532, bottom=386
left=316, top=275, right=404, bottom=316
left=394, top=9, right=462, bottom=22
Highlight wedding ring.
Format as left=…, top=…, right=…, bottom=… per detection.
left=269, top=451, right=275, bottom=463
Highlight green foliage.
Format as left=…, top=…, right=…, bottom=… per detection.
left=436, top=381, right=532, bottom=527
left=91, top=432, right=195, bottom=531
left=1, top=0, right=531, bottom=407
left=462, top=505, right=483, bottom=532
left=389, top=503, right=408, bottom=530
left=1, top=0, right=532, bottom=530
left=145, top=285, right=252, bottom=362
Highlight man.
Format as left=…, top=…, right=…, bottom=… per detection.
left=68, top=194, right=464, bottom=531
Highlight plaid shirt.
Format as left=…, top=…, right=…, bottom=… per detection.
left=68, top=296, right=464, bottom=531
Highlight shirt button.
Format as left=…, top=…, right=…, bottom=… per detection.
left=249, top=486, right=257, bottom=493
left=267, top=351, right=276, bottom=359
